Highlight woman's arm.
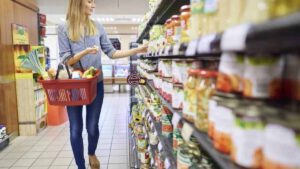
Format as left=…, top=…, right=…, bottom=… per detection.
left=111, top=45, right=147, bottom=59
left=66, top=47, right=98, bottom=65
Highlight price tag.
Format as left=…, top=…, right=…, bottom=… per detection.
left=185, top=39, right=198, bottom=56
left=197, top=34, right=216, bottom=53
left=221, top=24, right=251, bottom=51
left=172, top=113, right=181, bottom=127
left=159, top=48, right=164, bottom=56
left=148, top=146, right=151, bottom=152
left=154, top=130, right=158, bottom=137
left=158, top=142, right=163, bottom=151
left=164, top=46, right=171, bottom=56
left=182, top=123, right=194, bottom=142
left=164, top=158, right=171, bottom=169
left=172, top=43, right=181, bottom=55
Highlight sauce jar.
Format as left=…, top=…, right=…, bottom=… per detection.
left=195, top=70, right=218, bottom=132
left=231, top=106, right=264, bottom=168
left=243, top=55, right=284, bottom=99
left=263, top=113, right=300, bottom=169
left=165, top=19, right=173, bottom=45
left=171, top=15, right=181, bottom=44
left=180, top=5, right=191, bottom=43
left=217, top=52, right=244, bottom=93
left=183, top=69, right=201, bottom=123
left=213, top=98, right=238, bottom=154
left=208, top=96, right=223, bottom=139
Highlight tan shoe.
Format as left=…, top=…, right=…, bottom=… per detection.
left=89, top=155, right=100, bottom=169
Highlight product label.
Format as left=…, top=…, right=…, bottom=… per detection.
left=244, top=56, right=284, bottom=98
left=204, top=0, right=218, bottom=13
left=172, top=87, right=184, bottom=109
left=264, top=124, right=300, bottom=167
left=191, top=0, right=205, bottom=14
left=214, top=106, right=234, bottom=134
left=232, top=126, right=263, bottom=167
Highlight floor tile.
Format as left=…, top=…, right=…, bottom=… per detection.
left=30, top=166, right=49, bottom=169
left=107, top=164, right=128, bottom=169
left=110, top=149, right=127, bottom=156
left=2, top=152, right=24, bottom=160
left=49, top=166, right=69, bottom=169
left=98, top=156, right=109, bottom=164
left=13, top=158, right=36, bottom=167
left=95, top=149, right=110, bottom=157
left=52, top=157, right=72, bottom=166
left=57, top=151, right=74, bottom=158
left=32, top=158, right=54, bottom=166
left=109, top=156, right=127, bottom=164
left=0, top=159, right=17, bottom=168
left=22, top=151, right=42, bottom=159
left=111, top=144, right=127, bottom=150
left=39, top=151, right=59, bottom=158
left=30, top=146, right=47, bottom=152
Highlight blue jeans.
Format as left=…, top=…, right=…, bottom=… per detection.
left=67, top=81, right=104, bottom=169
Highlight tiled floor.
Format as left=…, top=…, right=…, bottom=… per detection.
left=0, top=93, right=130, bottom=169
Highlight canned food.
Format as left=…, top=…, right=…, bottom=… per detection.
left=213, top=99, right=237, bottom=154
left=243, top=55, right=284, bottom=99
left=263, top=113, right=300, bottom=169
left=162, top=78, right=173, bottom=103
left=217, top=52, right=244, bottom=93
left=208, top=96, right=222, bottom=139
left=159, top=60, right=172, bottom=78
left=172, top=84, right=184, bottom=110
left=172, top=60, right=184, bottom=84
left=231, top=106, right=264, bottom=168
left=195, top=70, right=218, bottom=132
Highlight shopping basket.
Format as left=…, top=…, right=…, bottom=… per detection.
left=38, top=57, right=100, bottom=106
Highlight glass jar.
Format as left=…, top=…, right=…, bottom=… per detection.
left=183, top=69, right=201, bottom=123
left=208, top=96, right=223, bottom=139
left=171, top=15, right=181, bottom=44
left=190, top=0, right=205, bottom=39
left=243, top=55, right=284, bottom=99
left=165, top=19, right=173, bottom=45
left=231, top=106, right=264, bottom=168
left=263, top=113, right=300, bottom=169
left=195, top=70, right=218, bottom=132
left=213, top=99, right=238, bottom=154
left=180, top=5, right=191, bottom=43
left=217, top=52, right=245, bottom=93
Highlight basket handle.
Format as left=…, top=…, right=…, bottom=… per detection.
left=55, top=56, right=85, bottom=80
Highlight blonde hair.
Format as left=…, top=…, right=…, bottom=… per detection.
left=66, top=0, right=97, bottom=42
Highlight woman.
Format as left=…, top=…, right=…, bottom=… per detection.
left=58, top=0, right=147, bottom=168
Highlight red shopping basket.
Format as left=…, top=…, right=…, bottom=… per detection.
left=38, top=70, right=99, bottom=106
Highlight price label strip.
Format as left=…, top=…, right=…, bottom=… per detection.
left=172, top=113, right=181, bottom=127
left=158, top=142, right=163, bottom=151
left=221, top=24, right=251, bottom=51
left=182, top=123, right=194, bottom=142
left=164, top=158, right=171, bottom=169
left=185, top=39, right=198, bottom=56
left=172, top=43, right=181, bottom=56
left=197, top=34, right=216, bottom=53
left=164, top=46, right=171, bottom=56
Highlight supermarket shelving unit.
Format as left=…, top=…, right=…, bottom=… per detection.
left=0, top=136, right=9, bottom=152
left=137, top=0, right=189, bottom=43
left=133, top=1, right=300, bottom=168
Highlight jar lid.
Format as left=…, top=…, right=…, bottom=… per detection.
left=171, top=15, right=180, bottom=20
left=180, top=5, right=191, bottom=12
left=198, top=70, right=218, bottom=78
left=188, top=69, right=201, bottom=76
left=165, top=19, right=172, bottom=24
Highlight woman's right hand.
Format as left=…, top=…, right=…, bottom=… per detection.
left=85, top=46, right=99, bottom=54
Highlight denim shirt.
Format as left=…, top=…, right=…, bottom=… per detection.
left=57, top=21, right=116, bottom=81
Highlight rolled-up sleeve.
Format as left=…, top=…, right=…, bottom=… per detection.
left=99, top=24, right=116, bottom=59
left=57, top=24, right=73, bottom=63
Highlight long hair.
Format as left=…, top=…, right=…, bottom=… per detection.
left=66, top=0, right=97, bottom=42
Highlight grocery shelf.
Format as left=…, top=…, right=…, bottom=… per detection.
left=137, top=0, right=189, bottom=43
left=0, top=136, right=9, bottom=151
left=246, top=12, right=300, bottom=54
left=146, top=80, right=243, bottom=169
left=148, top=112, right=177, bottom=169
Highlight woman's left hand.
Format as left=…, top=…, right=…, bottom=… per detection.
left=136, top=44, right=148, bottom=54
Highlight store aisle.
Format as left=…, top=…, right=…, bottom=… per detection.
left=0, top=93, right=130, bottom=169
